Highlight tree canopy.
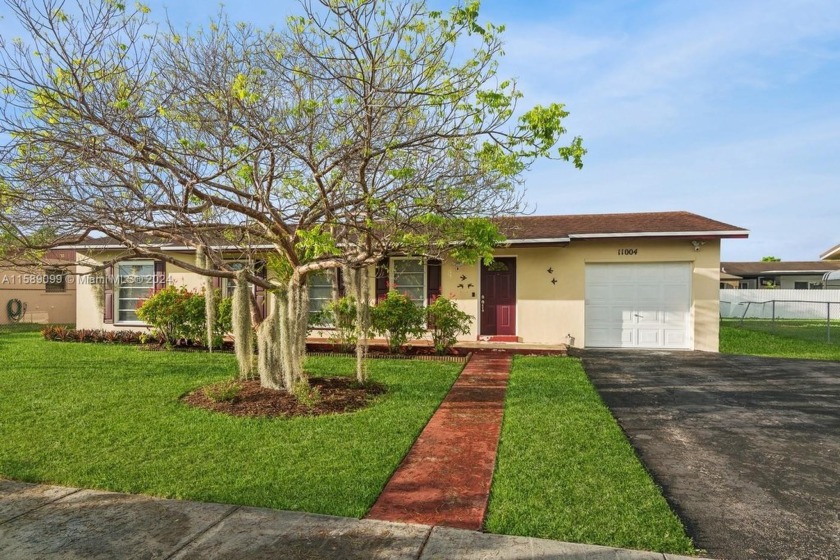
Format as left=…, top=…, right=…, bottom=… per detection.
left=0, top=0, right=584, bottom=389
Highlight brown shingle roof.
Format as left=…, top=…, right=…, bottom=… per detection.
left=496, top=211, right=747, bottom=240
left=721, top=261, right=840, bottom=276
left=63, top=211, right=747, bottom=249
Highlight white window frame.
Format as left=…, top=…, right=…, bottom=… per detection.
left=308, top=270, right=336, bottom=324
left=115, top=259, right=155, bottom=325
left=223, top=262, right=257, bottom=298
left=389, top=257, right=427, bottom=308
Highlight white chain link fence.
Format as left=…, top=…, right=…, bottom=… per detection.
left=720, top=289, right=840, bottom=343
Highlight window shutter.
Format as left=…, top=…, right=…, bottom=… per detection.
left=375, top=258, right=390, bottom=303
left=336, top=268, right=345, bottom=298
left=254, top=260, right=267, bottom=318
left=103, top=265, right=114, bottom=324
left=154, top=261, right=166, bottom=293
left=427, top=259, right=442, bottom=305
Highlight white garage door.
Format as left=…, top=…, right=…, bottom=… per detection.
left=585, top=263, right=692, bottom=349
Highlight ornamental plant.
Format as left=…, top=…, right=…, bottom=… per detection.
left=324, top=296, right=359, bottom=352
left=136, top=286, right=197, bottom=346
left=370, top=291, right=425, bottom=353
left=136, top=286, right=232, bottom=348
left=426, top=297, right=472, bottom=354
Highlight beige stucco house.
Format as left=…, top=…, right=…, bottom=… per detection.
left=67, top=211, right=747, bottom=352
left=0, top=249, right=77, bottom=325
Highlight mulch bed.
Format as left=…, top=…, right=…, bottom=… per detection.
left=182, top=377, right=387, bottom=418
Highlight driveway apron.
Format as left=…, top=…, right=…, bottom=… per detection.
left=581, top=350, right=840, bottom=560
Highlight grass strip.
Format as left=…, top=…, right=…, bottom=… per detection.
left=485, top=356, right=695, bottom=555
left=720, top=322, right=840, bottom=360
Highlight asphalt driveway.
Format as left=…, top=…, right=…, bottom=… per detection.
left=581, top=351, right=840, bottom=560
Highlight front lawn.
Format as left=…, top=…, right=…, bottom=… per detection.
left=485, top=356, right=695, bottom=555
left=720, top=320, right=840, bottom=360
left=0, top=332, right=460, bottom=517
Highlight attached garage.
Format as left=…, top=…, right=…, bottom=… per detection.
left=585, top=262, right=692, bottom=349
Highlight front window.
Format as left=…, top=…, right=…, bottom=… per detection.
left=224, top=262, right=248, bottom=298
left=308, top=270, right=335, bottom=323
left=391, top=258, right=426, bottom=307
left=116, top=261, right=154, bottom=323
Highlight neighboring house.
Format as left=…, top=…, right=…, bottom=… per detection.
left=720, top=261, right=840, bottom=290
left=821, top=243, right=840, bottom=261
left=0, top=249, right=77, bottom=325
left=820, top=243, right=840, bottom=286
left=64, top=211, right=747, bottom=352
left=719, top=271, right=742, bottom=289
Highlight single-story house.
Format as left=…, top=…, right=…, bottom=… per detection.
left=720, top=261, right=840, bottom=290
left=66, top=211, right=747, bottom=352
left=0, top=249, right=77, bottom=325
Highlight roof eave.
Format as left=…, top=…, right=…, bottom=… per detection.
left=569, top=230, right=749, bottom=239
left=820, top=245, right=840, bottom=260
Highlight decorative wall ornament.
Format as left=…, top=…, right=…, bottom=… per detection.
left=551, top=278, right=557, bottom=285
left=547, top=267, right=553, bottom=274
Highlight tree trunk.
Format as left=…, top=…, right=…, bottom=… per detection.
left=352, top=266, right=371, bottom=383
left=256, top=294, right=283, bottom=390
left=276, top=277, right=309, bottom=390
left=197, top=247, right=215, bottom=353
left=232, top=269, right=253, bottom=379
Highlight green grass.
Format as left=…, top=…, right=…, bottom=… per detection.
left=720, top=321, right=840, bottom=361
left=0, top=322, right=51, bottom=335
left=485, top=356, right=695, bottom=555
left=0, top=332, right=460, bottom=517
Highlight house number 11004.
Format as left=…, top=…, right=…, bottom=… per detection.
left=618, top=248, right=638, bottom=255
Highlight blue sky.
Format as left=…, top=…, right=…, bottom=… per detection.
left=3, top=0, right=839, bottom=260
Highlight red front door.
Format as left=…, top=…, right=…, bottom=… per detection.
left=480, top=258, right=516, bottom=336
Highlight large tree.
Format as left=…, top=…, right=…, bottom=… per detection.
left=0, top=0, right=584, bottom=389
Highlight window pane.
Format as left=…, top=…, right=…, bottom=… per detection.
left=117, top=263, right=153, bottom=323
left=308, top=271, right=334, bottom=321
left=45, top=269, right=66, bottom=293
left=392, top=259, right=425, bottom=307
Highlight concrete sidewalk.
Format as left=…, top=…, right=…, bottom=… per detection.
left=0, top=480, right=708, bottom=560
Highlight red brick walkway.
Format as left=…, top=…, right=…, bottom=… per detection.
left=365, top=353, right=512, bottom=530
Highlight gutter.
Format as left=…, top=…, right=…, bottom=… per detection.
left=569, top=230, right=749, bottom=239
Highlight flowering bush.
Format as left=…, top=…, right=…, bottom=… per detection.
left=370, top=290, right=425, bottom=353
left=136, top=286, right=232, bottom=347
left=426, top=296, right=472, bottom=354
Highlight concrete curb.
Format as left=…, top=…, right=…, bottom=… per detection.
left=0, top=481, right=715, bottom=560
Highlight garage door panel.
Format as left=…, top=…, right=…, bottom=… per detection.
left=637, top=328, right=661, bottom=346
left=585, top=263, right=691, bottom=349
left=663, top=328, right=688, bottom=347
left=636, top=284, right=661, bottom=299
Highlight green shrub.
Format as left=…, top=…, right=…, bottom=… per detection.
left=216, top=296, right=233, bottom=340
left=426, top=296, right=472, bottom=354
left=203, top=380, right=242, bottom=403
left=371, top=290, right=425, bottom=353
left=136, top=286, right=197, bottom=346
left=324, top=296, right=359, bottom=352
left=292, top=379, right=322, bottom=408
left=136, top=286, right=232, bottom=348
